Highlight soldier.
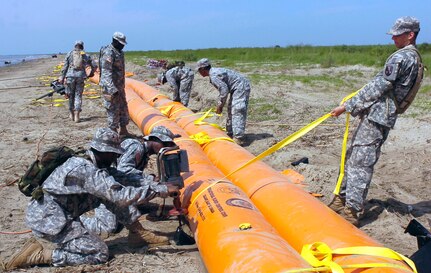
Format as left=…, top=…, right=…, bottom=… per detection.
left=99, top=32, right=130, bottom=136
left=157, top=61, right=194, bottom=107
left=196, top=58, right=251, bottom=146
left=4, top=128, right=179, bottom=270
left=59, top=40, right=95, bottom=123
left=329, top=16, right=423, bottom=226
left=80, top=126, right=181, bottom=237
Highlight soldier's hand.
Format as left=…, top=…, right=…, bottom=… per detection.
left=216, top=105, right=223, bottom=115
left=58, top=77, right=64, bottom=85
left=330, top=105, right=346, bottom=117
left=151, top=174, right=159, bottom=182
left=64, top=93, right=70, bottom=99
left=103, top=94, right=113, bottom=102
left=167, top=184, right=180, bottom=198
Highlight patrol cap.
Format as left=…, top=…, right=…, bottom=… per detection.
left=74, top=40, right=84, bottom=47
left=113, top=32, right=127, bottom=45
left=387, top=16, right=420, bottom=36
left=144, top=126, right=180, bottom=145
left=89, top=128, right=125, bottom=154
left=196, top=58, right=211, bottom=70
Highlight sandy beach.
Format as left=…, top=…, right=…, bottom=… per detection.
left=0, top=56, right=430, bottom=272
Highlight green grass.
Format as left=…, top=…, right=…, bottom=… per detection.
left=248, top=73, right=348, bottom=88
left=248, top=98, right=289, bottom=122
left=419, top=84, right=431, bottom=94
left=126, top=44, right=431, bottom=77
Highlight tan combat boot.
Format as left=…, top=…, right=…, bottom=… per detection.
left=74, top=111, right=80, bottom=123
left=5, top=238, right=52, bottom=270
left=69, top=110, right=75, bottom=121
left=328, top=195, right=345, bottom=214
left=127, top=221, right=169, bottom=248
left=342, top=206, right=360, bottom=227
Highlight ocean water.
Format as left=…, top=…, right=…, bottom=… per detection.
left=0, top=54, right=53, bottom=67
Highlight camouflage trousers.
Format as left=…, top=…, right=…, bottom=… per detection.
left=103, top=87, right=129, bottom=130
left=80, top=204, right=119, bottom=235
left=80, top=203, right=140, bottom=235
left=226, top=82, right=251, bottom=139
left=66, top=77, right=85, bottom=112
left=172, top=75, right=194, bottom=107
left=338, top=117, right=390, bottom=211
left=35, top=219, right=109, bottom=266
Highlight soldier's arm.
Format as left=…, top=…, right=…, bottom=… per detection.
left=86, top=54, right=95, bottom=77
left=100, top=50, right=119, bottom=95
left=60, top=52, right=71, bottom=82
left=211, top=73, right=229, bottom=109
left=166, top=70, right=180, bottom=93
left=72, top=163, right=163, bottom=207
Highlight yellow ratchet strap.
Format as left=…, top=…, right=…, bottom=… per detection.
left=194, top=108, right=224, bottom=130
left=297, top=242, right=417, bottom=273
left=160, top=105, right=174, bottom=116
left=225, top=113, right=332, bottom=178
left=333, top=88, right=361, bottom=195
left=189, top=131, right=234, bottom=146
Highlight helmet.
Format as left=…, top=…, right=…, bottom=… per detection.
left=196, top=58, right=211, bottom=70
left=112, top=32, right=127, bottom=45
left=89, top=128, right=124, bottom=154
left=144, top=126, right=180, bottom=145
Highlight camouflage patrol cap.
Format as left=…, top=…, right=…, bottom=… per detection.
left=74, top=40, right=84, bottom=47
left=196, top=58, right=211, bottom=70
left=89, top=128, right=125, bottom=154
left=113, top=32, right=127, bottom=45
left=387, top=16, right=420, bottom=36
left=144, top=126, right=180, bottom=145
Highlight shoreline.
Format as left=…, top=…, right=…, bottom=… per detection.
left=0, top=54, right=58, bottom=68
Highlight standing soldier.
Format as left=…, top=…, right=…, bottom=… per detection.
left=59, top=40, right=95, bottom=123
left=99, top=32, right=130, bottom=137
left=157, top=61, right=194, bottom=107
left=329, top=16, right=423, bottom=226
left=196, top=58, right=251, bottom=146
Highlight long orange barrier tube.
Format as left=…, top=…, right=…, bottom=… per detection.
left=125, top=78, right=415, bottom=273
left=124, top=89, right=311, bottom=272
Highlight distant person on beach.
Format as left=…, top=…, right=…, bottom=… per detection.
left=157, top=61, right=194, bottom=107
left=328, top=16, right=423, bottom=226
left=196, top=58, right=251, bottom=146
left=59, top=40, right=95, bottom=123
left=99, top=32, right=130, bottom=137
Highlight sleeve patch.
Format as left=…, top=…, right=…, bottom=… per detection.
left=383, top=63, right=398, bottom=81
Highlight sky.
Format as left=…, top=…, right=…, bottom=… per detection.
left=1, top=0, right=430, bottom=55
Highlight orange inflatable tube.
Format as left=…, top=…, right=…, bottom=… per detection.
left=124, top=89, right=311, bottom=272
left=125, top=78, right=415, bottom=273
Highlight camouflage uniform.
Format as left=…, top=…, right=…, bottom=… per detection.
left=99, top=43, right=129, bottom=130
left=165, top=66, right=194, bottom=106
left=79, top=166, right=161, bottom=236
left=25, top=128, right=168, bottom=266
left=81, top=126, right=178, bottom=236
left=61, top=43, right=94, bottom=112
left=80, top=139, right=153, bottom=235
left=339, top=43, right=422, bottom=212
left=209, top=67, right=251, bottom=139
left=117, top=138, right=149, bottom=176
